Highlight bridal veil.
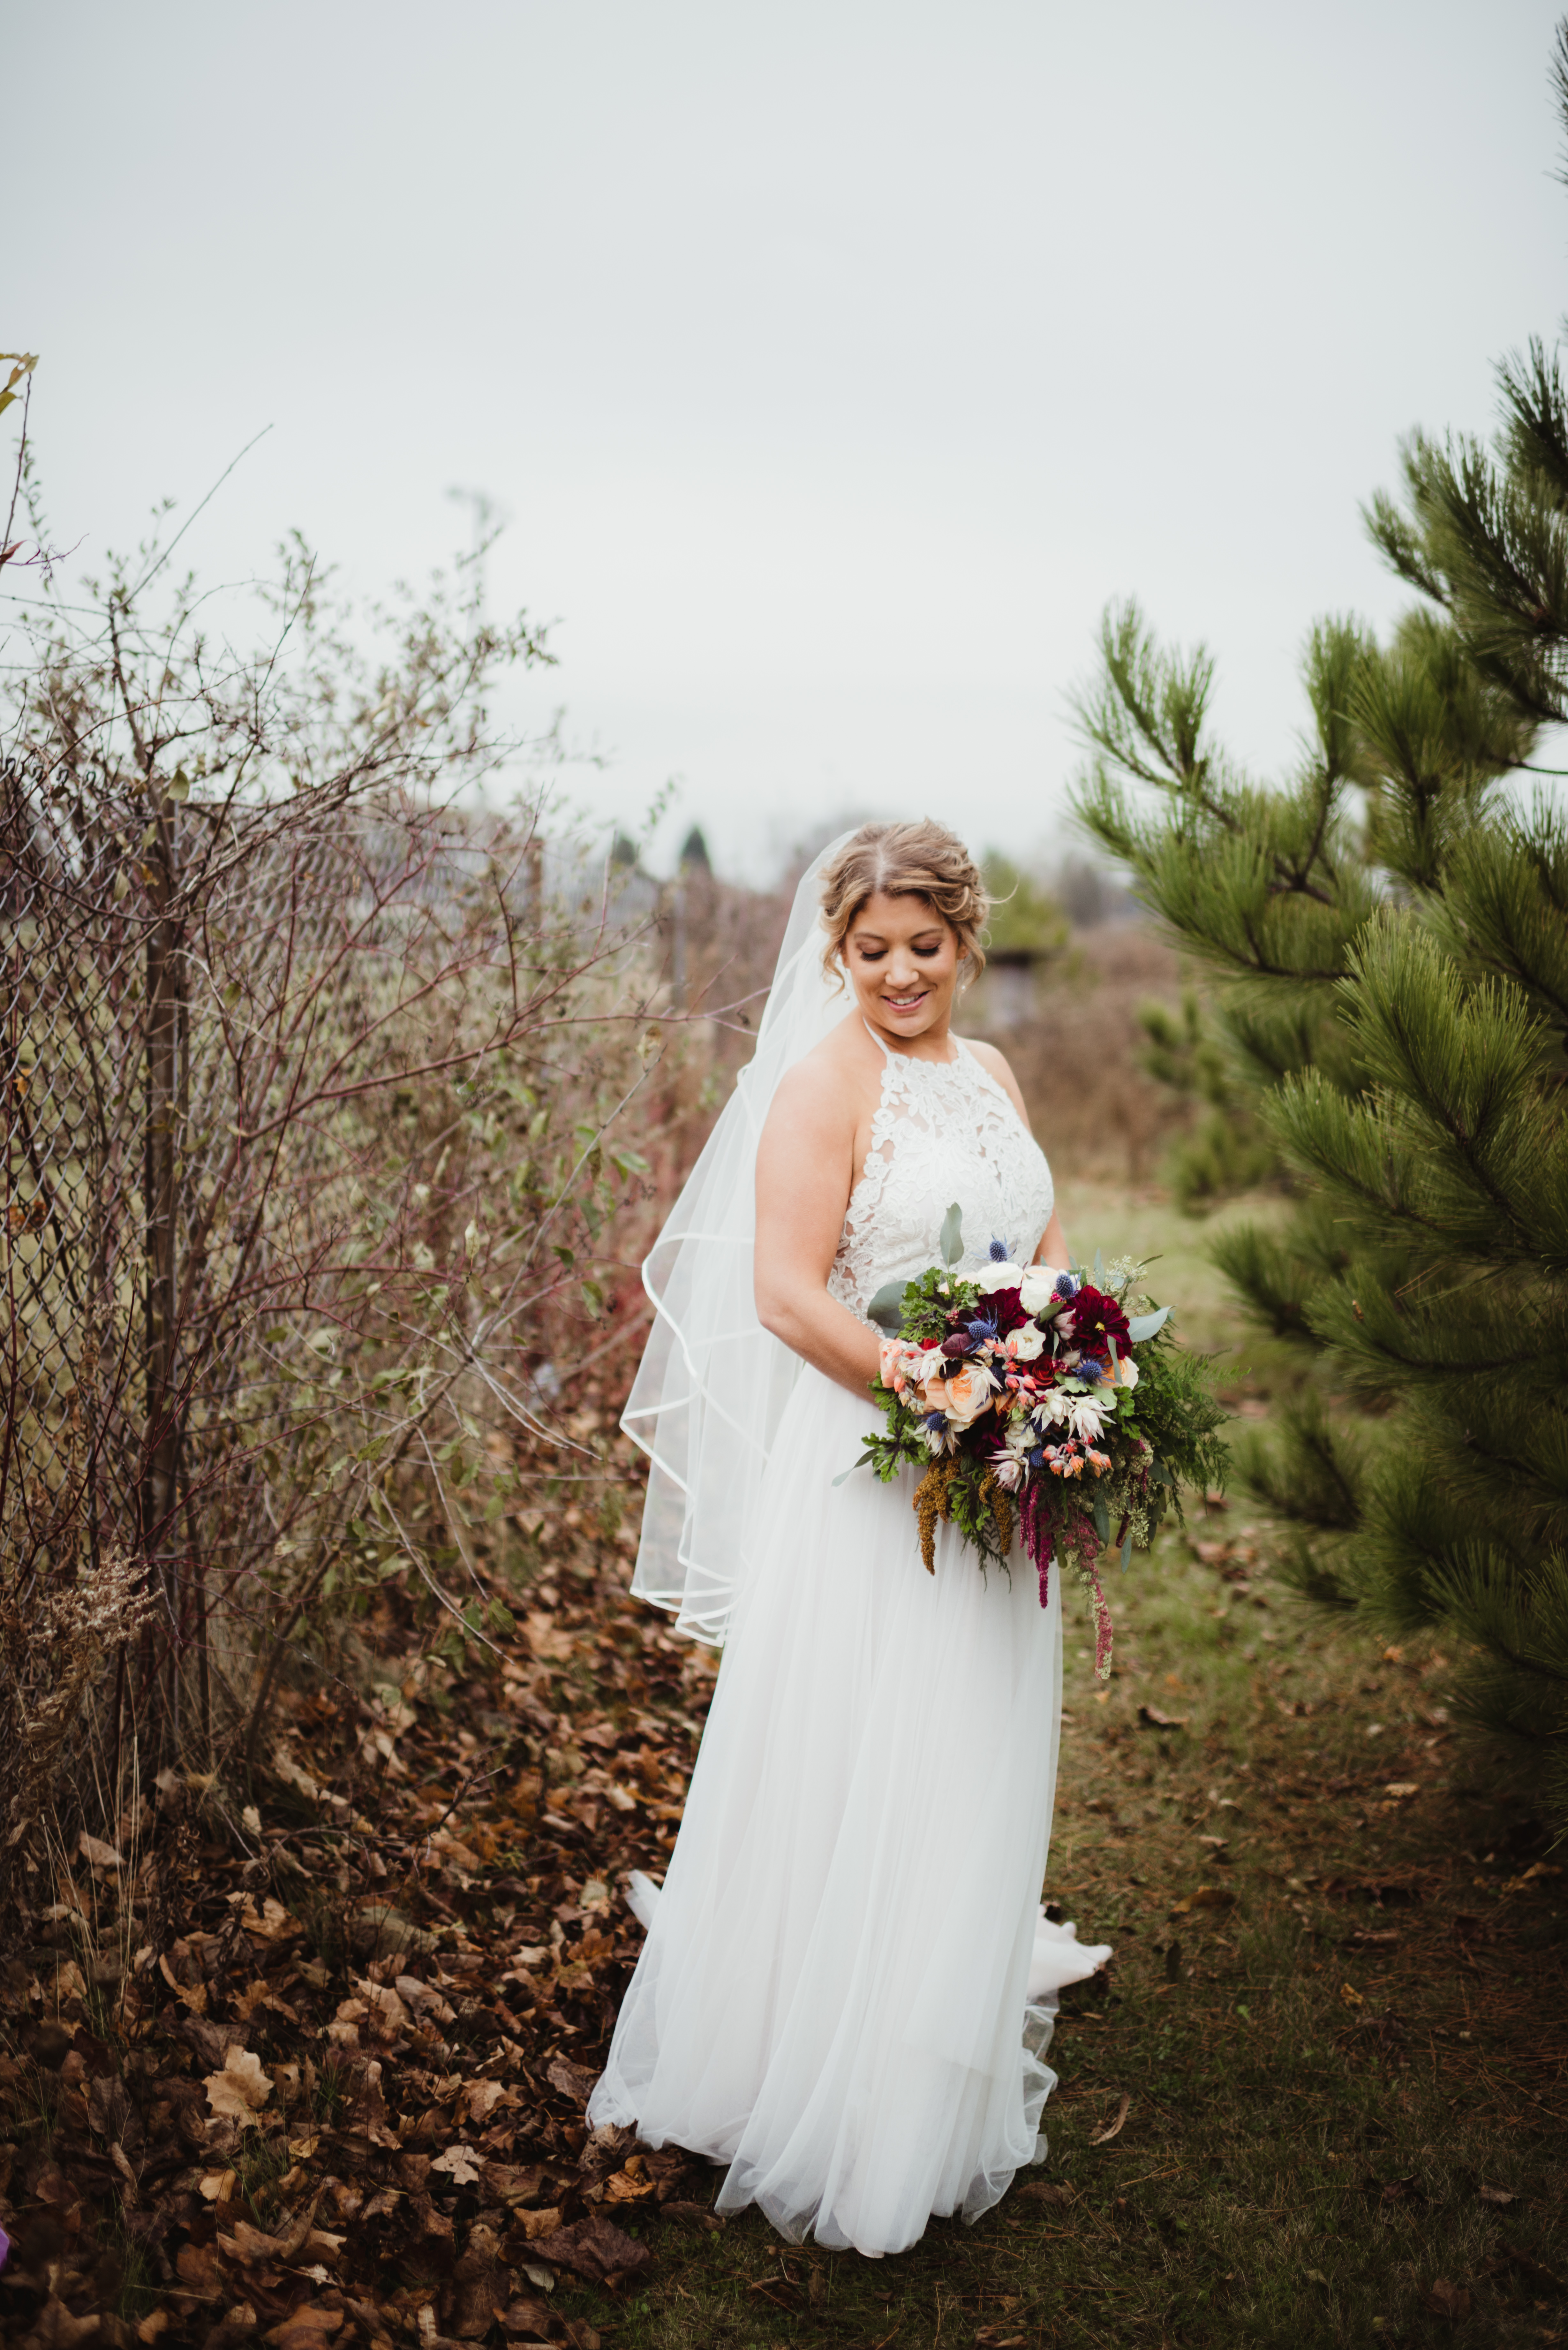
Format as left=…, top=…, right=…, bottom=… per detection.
left=621, top=831, right=856, bottom=1646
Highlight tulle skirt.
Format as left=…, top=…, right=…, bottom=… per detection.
left=588, top=1364, right=1104, bottom=2257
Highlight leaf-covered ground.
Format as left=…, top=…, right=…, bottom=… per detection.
left=1, top=1194, right=1565, bottom=2349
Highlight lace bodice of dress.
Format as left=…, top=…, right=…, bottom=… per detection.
left=827, top=1035, right=1055, bottom=1323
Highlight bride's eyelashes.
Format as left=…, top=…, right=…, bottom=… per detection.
left=853, top=943, right=946, bottom=964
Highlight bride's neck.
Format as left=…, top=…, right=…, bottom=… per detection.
left=861, top=1011, right=958, bottom=1062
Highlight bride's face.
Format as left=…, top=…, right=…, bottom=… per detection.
left=842, top=891, right=962, bottom=1043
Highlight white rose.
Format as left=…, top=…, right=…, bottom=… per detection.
left=1006, top=1322, right=1047, bottom=1361
left=1019, top=1264, right=1071, bottom=1316
left=1115, top=1354, right=1139, bottom=1389
left=972, top=1258, right=1026, bottom=1295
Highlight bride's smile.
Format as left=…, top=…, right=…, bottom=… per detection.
left=844, top=889, right=964, bottom=1054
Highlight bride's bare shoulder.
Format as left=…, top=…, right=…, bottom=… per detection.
left=766, top=1015, right=880, bottom=1132
left=961, top=1036, right=1032, bottom=1126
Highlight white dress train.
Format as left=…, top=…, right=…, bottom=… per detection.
left=589, top=1035, right=1110, bottom=2256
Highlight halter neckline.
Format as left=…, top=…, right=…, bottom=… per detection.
left=862, top=1019, right=963, bottom=1069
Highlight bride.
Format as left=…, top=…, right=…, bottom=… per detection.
left=588, top=820, right=1110, bottom=2257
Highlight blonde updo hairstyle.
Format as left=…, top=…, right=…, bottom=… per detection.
left=818, top=820, right=989, bottom=991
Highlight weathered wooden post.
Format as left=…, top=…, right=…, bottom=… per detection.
left=139, top=786, right=183, bottom=1754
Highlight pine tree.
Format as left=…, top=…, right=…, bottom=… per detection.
left=1074, top=25, right=1568, bottom=1821
left=1135, top=989, right=1279, bottom=1212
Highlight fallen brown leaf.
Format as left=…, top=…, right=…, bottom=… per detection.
left=1420, top=2278, right=1471, bottom=2321
left=19, top=2296, right=105, bottom=2348
left=203, top=2045, right=273, bottom=2126
left=499, top=2299, right=556, bottom=2340
left=1089, top=2093, right=1131, bottom=2146
left=603, top=2155, right=658, bottom=2204
left=539, top=2210, right=655, bottom=2285
left=661, top=2201, right=726, bottom=2231
left=1170, top=1884, right=1237, bottom=1914
left=518, top=2205, right=564, bottom=2240
left=175, top=2238, right=223, bottom=2298
left=460, top=2075, right=513, bottom=2124
left=265, top=2310, right=343, bottom=2350
left=220, top=2215, right=289, bottom=2266
left=546, top=2055, right=600, bottom=2104
left=347, top=1899, right=437, bottom=1961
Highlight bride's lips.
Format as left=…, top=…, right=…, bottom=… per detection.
left=882, top=994, right=927, bottom=1013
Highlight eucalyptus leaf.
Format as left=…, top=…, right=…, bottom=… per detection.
left=1127, top=1306, right=1171, bottom=1342
left=832, top=1451, right=874, bottom=1488
left=1121, top=1528, right=1133, bottom=1573
left=939, top=1201, right=964, bottom=1268
left=865, top=1279, right=907, bottom=1336
left=1092, top=1496, right=1110, bottom=1544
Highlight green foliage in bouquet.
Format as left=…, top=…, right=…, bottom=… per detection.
left=1114, top=1304, right=1230, bottom=1528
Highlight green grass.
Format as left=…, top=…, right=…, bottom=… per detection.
left=1052, top=1176, right=1294, bottom=1363
left=548, top=1185, right=1567, bottom=2350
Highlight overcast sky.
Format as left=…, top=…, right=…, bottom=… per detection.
left=10, top=1, right=1567, bottom=879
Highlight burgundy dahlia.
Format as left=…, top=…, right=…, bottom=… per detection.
left=984, top=1286, right=1030, bottom=1337
left=1066, top=1284, right=1130, bottom=1353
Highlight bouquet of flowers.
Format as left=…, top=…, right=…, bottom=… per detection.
left=849, top=1207, right=1228, bottom=1676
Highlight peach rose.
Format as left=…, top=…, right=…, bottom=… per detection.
left=919, top=1361, right=997, bottom=1430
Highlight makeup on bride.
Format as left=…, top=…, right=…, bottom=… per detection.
left=841, top=889, right=963, bottom=1056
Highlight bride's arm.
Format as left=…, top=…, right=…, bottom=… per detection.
left=1032, top=1202, right=1071, bottom=1271
left=754, top=1058, right=883, bottom=1399
left=964, top=1038, right=1071, bottom=1269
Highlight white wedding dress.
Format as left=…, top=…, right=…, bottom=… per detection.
left=588, top=1027, right=1110, bottom=2256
